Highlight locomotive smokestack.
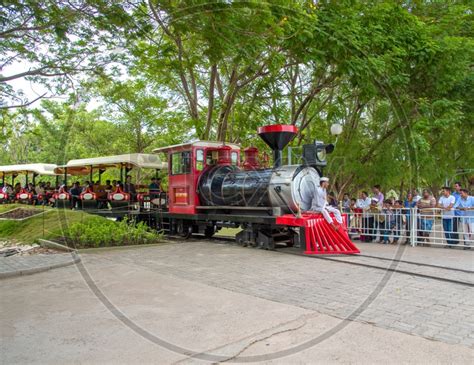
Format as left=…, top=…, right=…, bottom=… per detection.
left=257, top=124, right=298, bottom=168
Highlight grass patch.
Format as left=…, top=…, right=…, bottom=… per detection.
left=0, top=204, right=101, bottom=243
left=0, top=204, right=162, bottom=247
left=64, top=217, right=162, bottom=249
left=216, top=227, right=241, bottom=237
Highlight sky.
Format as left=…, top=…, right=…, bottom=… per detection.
left=3, top=60, right=103, bottom=111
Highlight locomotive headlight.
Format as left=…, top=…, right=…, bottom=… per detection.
left=315, top=143, right=334, bottom=162
left=317, top=148, right=327, bottom=162
left=302, top=141, right=335, bottom=167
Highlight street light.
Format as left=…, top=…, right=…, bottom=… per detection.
left=330, top=123, right=343, bottom=136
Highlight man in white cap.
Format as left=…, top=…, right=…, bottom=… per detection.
left=308, top=176, right=344, bottom=230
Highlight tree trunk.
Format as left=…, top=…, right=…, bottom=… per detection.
left=217, top=69, right=238, bottom=141
left=203, top=64, right=217, bottom=140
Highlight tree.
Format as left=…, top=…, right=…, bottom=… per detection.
left=0, top=0, right=131, bottom=109
left=1, top=0, right=472, bottom=194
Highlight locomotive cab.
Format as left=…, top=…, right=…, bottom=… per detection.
left=153, top=142, right=241, bottom=215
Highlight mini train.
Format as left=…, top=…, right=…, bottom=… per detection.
left=0, top=124, right=360, bottom=254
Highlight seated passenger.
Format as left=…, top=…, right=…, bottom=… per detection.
left=104, top=180, right=113, bottom=192
left=27, top=183, right=36, bottom=195
left=14, top=182, right=21, bottom=195
left=82, top=181, right=91, bottom=193
left=36, top=183, right=45, bottom=205
left=149, top=177, right=161, bottom=194
left=124, top=175, right=136, bottom=195
left=2, top=184, right=13, bottom=195
left=306, top=177, right=344, bottom=231
left=70, top=182, right=82, bottom=209
left=59, top=182, right=68, bottom=192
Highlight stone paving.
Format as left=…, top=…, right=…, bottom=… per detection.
left=0, top=252, right=80, bottom=278
left=80, top=241, right=474, bottom=348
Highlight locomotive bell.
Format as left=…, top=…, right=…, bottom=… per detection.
left=257, top=124, right=298, bottom=168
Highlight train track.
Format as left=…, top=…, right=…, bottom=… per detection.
left=174, top=235, right=474, bottom=288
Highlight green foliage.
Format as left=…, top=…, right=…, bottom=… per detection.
left=0, top=220, right=18, bottom=236
left=0, top=0, right=132, bottom=108
left=64, top=217, right=163, bottom=248
left=0, top=204, right=99, bottom=243
left=0, top=204, right=162, bottom=247
left=1, top=0, right=472, bottom=195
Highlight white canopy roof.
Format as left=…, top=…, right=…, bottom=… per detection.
left=54, top=153, right=166, bottom=176
left=0, top=163, right=58, bottom=176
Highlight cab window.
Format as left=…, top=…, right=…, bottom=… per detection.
left=206, top=150, right=218, bottom=165
left=196, top=149, right=204, bottom=171
left=231, top=151, right=238, bottom=165
left=171, top=151, right=191, bottom=175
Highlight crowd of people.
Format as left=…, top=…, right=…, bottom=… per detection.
left=307, top=179, right=474, bottom=249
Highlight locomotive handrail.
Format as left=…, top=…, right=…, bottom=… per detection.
left=196, top=205, right=274, bottom=210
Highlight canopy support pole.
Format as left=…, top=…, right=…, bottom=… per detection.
left=98, top=169, right=105, bottom=184
left=90, top=166, right=93, bottom=183
left=25, top=172, right=28, bottom=187
left=120, top=164, right=124, bottom=182
left=64, top=167, right=68, bottom=187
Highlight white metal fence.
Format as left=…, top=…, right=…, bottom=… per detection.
left=344, top=208, right=473, bottom=249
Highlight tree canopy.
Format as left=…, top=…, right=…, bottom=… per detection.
left=1, top=0, right=473, bottom=196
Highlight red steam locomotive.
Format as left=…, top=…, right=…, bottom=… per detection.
left=151, top=124, right=359, bottom=254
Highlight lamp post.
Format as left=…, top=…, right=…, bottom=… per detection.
left=330, top=123, right=343, bottom=136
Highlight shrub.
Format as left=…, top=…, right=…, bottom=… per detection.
left=63, top=217, right=163, bottom=248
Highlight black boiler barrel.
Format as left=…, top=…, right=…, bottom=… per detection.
left=198, top=165, right=273, bottom=206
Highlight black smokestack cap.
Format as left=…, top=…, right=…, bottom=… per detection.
left=258, top=124, right=298, bottom=167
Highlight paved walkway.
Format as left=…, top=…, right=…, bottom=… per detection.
left=0, top=252, right=80, bottom=278
left=83, top=241, right=474, bottom=346
left=1, top=241, right=473, bottom=364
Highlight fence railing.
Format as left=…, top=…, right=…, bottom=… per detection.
left=343, top=208, right=473, bottom=249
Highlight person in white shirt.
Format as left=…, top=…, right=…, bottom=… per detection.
left=356, top=191, right=371, bottom=210
left=307, top=177, right=344, bottom=230
left=454, top=189, right=474, bottom=250
left=2, top=184, right=13, bottom=195
left=413, top=189, right=422, bottom=203
left=437, top=186, right=457, bottom=247
left=356, top=191, right=372, bottom=241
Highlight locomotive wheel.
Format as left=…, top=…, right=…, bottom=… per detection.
left=181, top=225, right=193, bottom=239
left=177, top=221, right=193, bottom=239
